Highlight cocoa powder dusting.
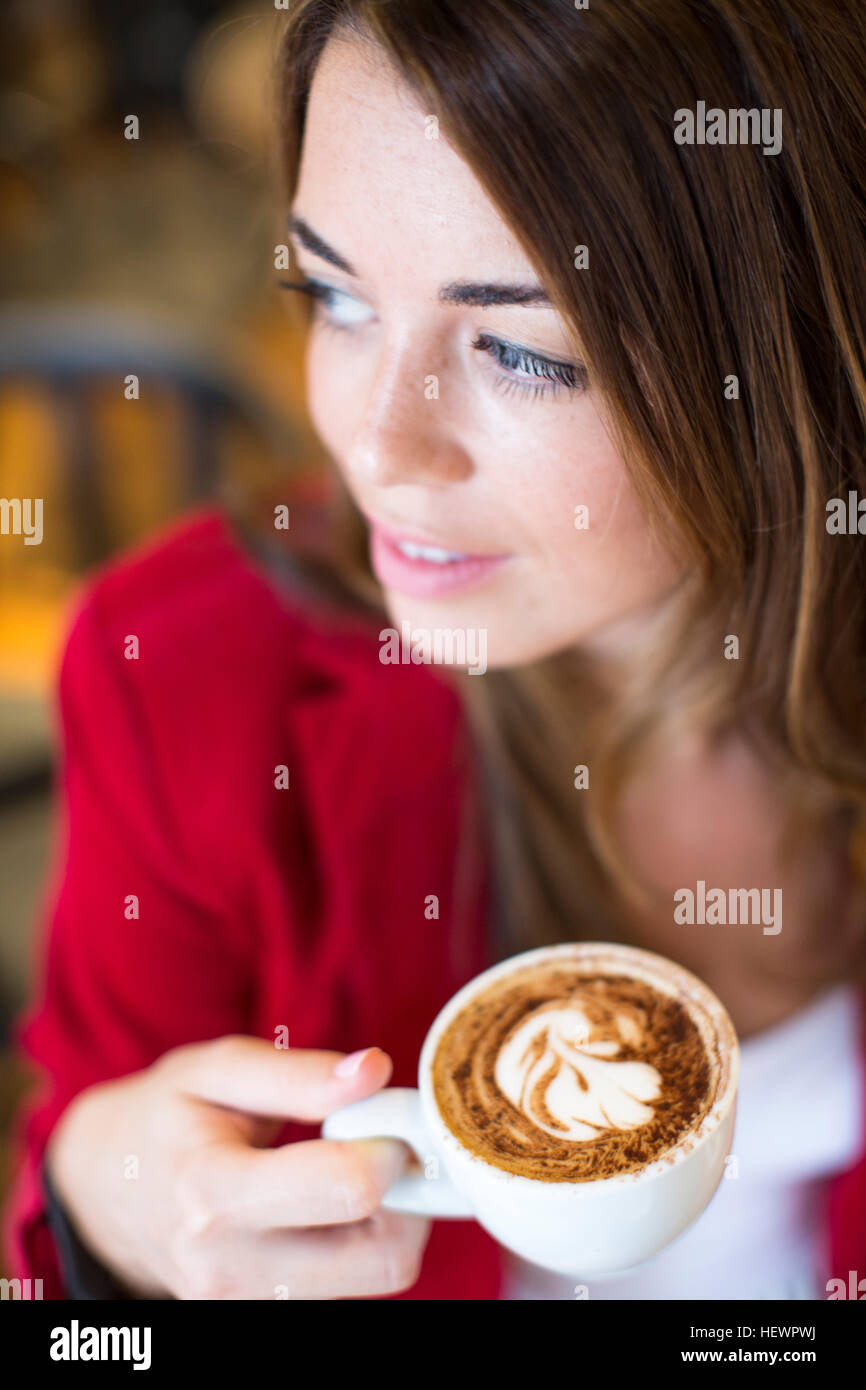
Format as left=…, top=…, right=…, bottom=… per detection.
left=432, top=965, right=719, bottom=1182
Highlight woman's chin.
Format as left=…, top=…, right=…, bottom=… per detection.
left=375, top=594, right=577, bottom=672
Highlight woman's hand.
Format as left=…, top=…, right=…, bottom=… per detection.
left=45, top=1038, right=430, bottom=1300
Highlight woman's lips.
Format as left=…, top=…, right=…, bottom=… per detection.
left=368, top=521, right=510, bottom=598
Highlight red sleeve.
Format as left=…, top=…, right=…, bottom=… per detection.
left=2, top=590, right=255, bottom=1296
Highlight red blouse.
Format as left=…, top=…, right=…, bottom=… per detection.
left=4, top=506, right=865, bottom=1298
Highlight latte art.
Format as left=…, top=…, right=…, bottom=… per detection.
left=494, top=1004, right=662, bottom=1141
left=432, top=954, right=722, bottom=1181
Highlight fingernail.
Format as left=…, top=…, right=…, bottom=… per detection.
left=334, top=1047, right=375, bottom=1078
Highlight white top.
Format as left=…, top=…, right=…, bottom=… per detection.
left=502, top=982, right=865, bottom=1300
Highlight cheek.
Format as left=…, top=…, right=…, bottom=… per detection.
left=503, top=417, right=680, bottom=600
left=495, top=413, right=624, bottom=552
left=304, top=333, right=359, bottom=465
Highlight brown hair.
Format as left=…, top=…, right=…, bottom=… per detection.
left=243, top=0, right=866, bottom=979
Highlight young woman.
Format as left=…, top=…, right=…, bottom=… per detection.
left=5, top=0, right=866, bottom=1300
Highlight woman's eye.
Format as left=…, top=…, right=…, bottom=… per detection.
left=471, top=332, right=588, bottom=400
left=279, top=283, right=585, bottom=400
left=279, top=276, right=373, bottom=329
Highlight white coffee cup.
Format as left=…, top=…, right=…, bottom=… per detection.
left=323, top=942, right=739, bottom=1277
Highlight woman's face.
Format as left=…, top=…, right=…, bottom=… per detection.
left=291, top=35, right=685, bottom=667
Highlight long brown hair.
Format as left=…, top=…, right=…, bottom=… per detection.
left=241, top=0, right=866, bottom=977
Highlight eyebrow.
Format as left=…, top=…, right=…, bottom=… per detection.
left=288, top=215, right=551, bottom=308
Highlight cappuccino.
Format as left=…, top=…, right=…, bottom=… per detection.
left=431, top=946, right=728, bottom=1182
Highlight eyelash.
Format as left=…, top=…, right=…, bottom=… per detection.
left=470, top=333, right=587, bottom=400
left=279, top=277, right=588, bottom=400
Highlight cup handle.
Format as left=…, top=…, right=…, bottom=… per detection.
left=321, top=1088, right=475, bottom=1218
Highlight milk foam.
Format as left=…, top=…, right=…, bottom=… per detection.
left=431, top=951, right=725, bottom=1182
left=494, top=1003, right=662, bottom=1141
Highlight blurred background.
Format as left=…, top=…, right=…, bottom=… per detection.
left=0, top=0, right=320, bottom=1270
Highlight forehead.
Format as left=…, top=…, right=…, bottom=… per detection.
left=295, top=33, right=533, bottom=283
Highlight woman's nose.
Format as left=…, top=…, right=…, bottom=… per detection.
left=345, top=345, right=473, bottom=489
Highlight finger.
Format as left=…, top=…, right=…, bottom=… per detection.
left=174, top=1209, right=432, bottom=1301
left=166, top=1037, right=392, bottom=1121
left=269, top=1208, right=432, bottom=1300
left=174, top=1136, right=412, bottom=1232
